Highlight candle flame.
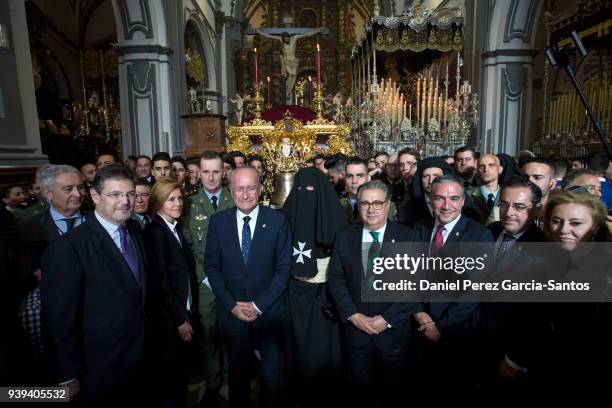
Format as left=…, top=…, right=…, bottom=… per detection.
left=266, top=76, right=270, bottom=81
left=316, top=43, right=320, bottom=51
left=254, top=48, right=257, bottom=53
left=308, top=76, right=312, bottom=81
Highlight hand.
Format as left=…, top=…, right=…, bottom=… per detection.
left=368, top=167, right=383, bottom=177
left=371, top=315, right=389, bottom=333
left=60, top=379, right=80, bottom=401
left=349, top=313, right=379, bottom=335
left=413, top=312, right=433, bottom=326
left=498, top=358, right=519, bottom=382
left=237, top=301, right=259, bottom=320
left=418, top=321, right=441, bottom=342
left=178, top=321, right=193, bottom=342
left=33, top=268, right=42, bottom=281
left=231, top=303, right=256, bottom=322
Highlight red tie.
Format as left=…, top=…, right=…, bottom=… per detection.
left=431, top=224, right=445, bottom=256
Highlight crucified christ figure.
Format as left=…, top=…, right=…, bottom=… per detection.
left=254, top=27, right=324, bottom=102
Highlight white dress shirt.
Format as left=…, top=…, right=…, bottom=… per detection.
left=430, top=214, right=462, bottom=245
left=95, top=211, right=123, bottom=251
left=236, top=204, right=260, bottom=247
left=235, top=205, right=261, bottom=314
left=158, top=213, right=192, bottom=311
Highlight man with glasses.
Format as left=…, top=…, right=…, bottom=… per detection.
left=41, top=164, right=151, bottom=405
left=132, top=178, right=151, bottom=229
left=328, top=180, right=419, bottom=407
left=478, top=176, right=552, bottom=390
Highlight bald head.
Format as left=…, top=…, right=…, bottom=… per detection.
left=477, top=154, right=503, bottom=186
left=230, top=166, right=261, bottom=188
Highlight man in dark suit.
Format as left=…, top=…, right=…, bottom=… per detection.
left=412, top=174, right=494, bottom=394
left=328, top=179, right=419, bottom=407
left=12, top=165, right=87, bottom=283
left=41, top=164, right=150, bottom=405
left=131, top=178, right=151, bottom=229
left=205, top=166, right=291, bottom=408
left=11, top=165, right=87, bottom=384
left=479, top=177, right=553, bottom=390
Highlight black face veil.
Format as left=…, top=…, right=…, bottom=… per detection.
left=282, top=167, right=348, bottom=278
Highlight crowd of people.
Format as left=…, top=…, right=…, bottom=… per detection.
left=1, top=145, right=612, bottom=407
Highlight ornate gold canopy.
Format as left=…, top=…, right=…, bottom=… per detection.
left=226, top=110, right=351, bottom=196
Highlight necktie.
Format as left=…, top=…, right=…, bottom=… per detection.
left=143, top=215, right=149, bottom=225
left=241, top=216, right=251, bottom=264
left=496, top=233, right=516, bottom=259
left=487, top=193, right=495, bottom=212
left=366, top=231, right=381, bottom=287
left=431, top=224, right=445, bottom=256
left=211, top=195, right=218, bottom=211
left=352, top=202, right=359, bottom=219
left=118, top=225, right=141, bottom=284
left=63, top=218, right=75, bottom=232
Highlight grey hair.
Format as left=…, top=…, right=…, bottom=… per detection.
left=561, top=168, right=599, bottom=190
left=357, top=180, right=390, bottom=201
left=35, top=164, right=53, bottom=180
left=39, top=165, right=82, bottom=191
left=430, top=174, right=465, bottom=198
left=229, top=166, right=261, bottom=187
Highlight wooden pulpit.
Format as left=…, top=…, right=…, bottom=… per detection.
left=181, top=114, right=226, bottom=157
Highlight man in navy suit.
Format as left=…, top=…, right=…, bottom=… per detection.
left=328, top=180, right=420, bottom=407
left=411, top=174, right=494, bottom=394
left=205, top=166, right=291, bottom=408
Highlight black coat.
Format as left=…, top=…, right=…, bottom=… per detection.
left=40, top=216, right=148, bottom=400
left=328, top=221, right=421, bottom=327
left=414, top=215, right=495, bottom=336
left=143, top=214, right=198, bottom=343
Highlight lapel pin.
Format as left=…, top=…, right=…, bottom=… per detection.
left=391, top=239, right=395, bottom=243
left=455, top=232, right=460, bottom=236
left=262, top=224, right=267, bottom=228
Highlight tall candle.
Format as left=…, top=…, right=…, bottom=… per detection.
left=308, top=76, right=313, bottom=104
left=409, top=104, right=412, bottom=121
left=267, top=76, right=271, bottom=107
left=316, top=43, right=321, bottom=85
left=417, top=76, right=421, bottom=123
left=253, top=48, right=259, bottom=85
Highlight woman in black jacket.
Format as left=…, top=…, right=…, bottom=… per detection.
left=144, top=179, right=198, bottom=408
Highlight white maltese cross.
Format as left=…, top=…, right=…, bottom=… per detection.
left=292, top=241, right=312, bottom=264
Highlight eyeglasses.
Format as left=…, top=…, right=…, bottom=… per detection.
left=497, top=201, right=532, bottom=212
left=358, top=200, right=388, bottom=210
left=101, top=191, right=137, bottom=201
left=233, top=186, right=258, bottom=194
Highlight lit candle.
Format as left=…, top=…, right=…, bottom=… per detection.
left=253, top=48, right=259, bottom=85
left=267, top=76, right=271, bottom=107
left=416, top=76, right=420, bottom=123
left=308, top=76, right=313, bottom=104
left=409, top=104, right=412, bottom=121
left=438, top=95, right=442, bottom=123
left=316, top=43, right=321, bottom=85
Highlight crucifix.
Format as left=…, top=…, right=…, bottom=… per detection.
left=247, top=21, right=329, bottom=105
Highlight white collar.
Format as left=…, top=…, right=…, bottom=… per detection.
left=158, top=213, right=178, bottom=231
left=237, top=204, right=259, bottom=221
left=434, top=214, right=462, bottom=233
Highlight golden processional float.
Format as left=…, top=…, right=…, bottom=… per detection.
left=226, top=80, right=351, bottom=208
left=350, top=3, right=477, bottom=158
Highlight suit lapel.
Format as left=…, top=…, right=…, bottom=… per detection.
left=41, top=211, right=61, bottom=241
left=153, top=214, right=185, bottom=253
left=228, top=208, right=243, bottom=266
left=88, top=217, right=143, bottom=297
left=218, top=188, right=233, bottom=211
left=445, top=216, right=468, bottom=244
left=247, top=206, right=266, bottom=268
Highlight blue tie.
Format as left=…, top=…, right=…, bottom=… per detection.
left=241, top=216, right=251, bottom=264
left=119, top=225, right=141, bottom=285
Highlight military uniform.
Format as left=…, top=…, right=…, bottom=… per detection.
left=339, top=195, right=397, bottom=223
left=13, top=195, right=50, bottom=222
left=465, top=185, right=499, bottom=226
left=181, top=187, right=234, bottom=392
